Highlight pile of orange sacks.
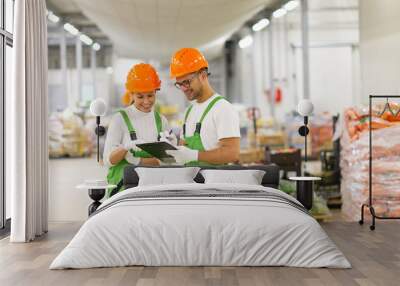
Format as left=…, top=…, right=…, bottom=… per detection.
left=341, top=103, right=400, bottom=220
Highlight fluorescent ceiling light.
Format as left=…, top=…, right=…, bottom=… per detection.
left=48, top=12, right=60, bottom=23
left=80, top=34, right=93, bottom=45
left=63, top=23, right=79, bottom=36
left=238, top=35, right=253, bottom=49
left=92, top=43, right=101, bottom=51
left=252, top=18, right=270, bottom=32
left=284, top=0, right=299, bottom=11
left=273, top=8, right=287, bottom=18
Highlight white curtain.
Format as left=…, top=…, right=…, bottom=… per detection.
left=10, top=0, right=48, bottom=242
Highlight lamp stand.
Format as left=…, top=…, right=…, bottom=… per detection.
left=304, top=116, right=308, bottom=163
left=298, top=116, right=309, bottom=174
left=94, top=116, right=106, bottom=162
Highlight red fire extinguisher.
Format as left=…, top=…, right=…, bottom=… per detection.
left=264, top=87, right=283, bottom=104
left=275, top=87, right=282, bottom=104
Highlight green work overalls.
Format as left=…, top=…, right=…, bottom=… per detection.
left=106, top=109, right=163, bottom=197
left=183, top=96, right=225, bottom=166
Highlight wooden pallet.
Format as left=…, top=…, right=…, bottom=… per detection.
left=312, top=213, right=334, bottom=222
left=327, top=198, right=342, bottom=209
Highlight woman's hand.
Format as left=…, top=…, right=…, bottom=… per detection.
left=140, top=157, right=160, bottom=166
left=123, top=139, right=144, bottom=151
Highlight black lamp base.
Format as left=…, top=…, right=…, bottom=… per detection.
left=88, top=188, right=105, bottom=216
left=295, top=180, right=313, bottom=210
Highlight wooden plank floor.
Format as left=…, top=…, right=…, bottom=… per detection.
left=0, top=220, right=399, bottom=286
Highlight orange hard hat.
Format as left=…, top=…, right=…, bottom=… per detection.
left=125, top=63, right=161, bottom=93
left=121, top=91, right=132, bottom=106
left=170, top=48, right=208, bottom=78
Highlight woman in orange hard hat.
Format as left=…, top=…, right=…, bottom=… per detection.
left=166, top=48, right=240, bottom=166
left=104, top=63, right=174, bottom=197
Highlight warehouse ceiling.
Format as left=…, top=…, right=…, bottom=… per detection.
left=46, top=0, right=359, bottom=62
left=47, top=0, right=276, bottom=62
left=46, top=0, right=111, bottom=45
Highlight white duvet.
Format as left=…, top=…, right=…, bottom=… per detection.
left=50, top=183, right=350, bottom=269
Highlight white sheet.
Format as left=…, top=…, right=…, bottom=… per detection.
left=50, top=183, right=350, bottom=269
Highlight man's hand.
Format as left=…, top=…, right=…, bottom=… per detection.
left=197, top=137, right=240, bottom=164
left=140, top=157, right=160, bottom=166
left=166, top=146, right=198, bottom=165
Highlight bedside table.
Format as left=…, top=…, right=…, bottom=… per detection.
left=77, top=181, right=116, bottom=216
left=289, top=176, right=321, bottom=210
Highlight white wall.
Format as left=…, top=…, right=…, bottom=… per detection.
left=48, top=68, right=113, bottom=112
left=360, top=0, right=400, bottom=101
left=208, top=56, right=227, bottom=99
left=291, top=26, right=361, bottom=112
left=294, top=45, right=357, bottom=113
left=225, top=4, right=361, bottom=123
left=48, top=157, right=107, bottom=222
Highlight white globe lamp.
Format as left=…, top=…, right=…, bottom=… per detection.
left=90, top=99, right=108, bottom=162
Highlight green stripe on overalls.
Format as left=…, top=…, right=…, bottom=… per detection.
left=183, top=96, right=225, bottom=167
left=106, top=109, right=163, bottom=197
left=118, top=110, right=162, bottom=158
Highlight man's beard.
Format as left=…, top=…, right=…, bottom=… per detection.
left=186, top=86, right=202, bottom=101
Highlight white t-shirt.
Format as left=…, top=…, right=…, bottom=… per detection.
left=183, top=93, right=240, bottom=150
left=103, top=105, right=169, bottom=167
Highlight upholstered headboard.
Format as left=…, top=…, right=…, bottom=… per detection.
left=123, top=164, right=280, bottom=189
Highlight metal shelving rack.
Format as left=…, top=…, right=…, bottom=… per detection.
left=359, top=95, right=400, bottom=230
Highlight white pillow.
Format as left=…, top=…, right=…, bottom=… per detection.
left=200, top=169, right=266, bottom=185
left=135, top=167, right=200, bottom=186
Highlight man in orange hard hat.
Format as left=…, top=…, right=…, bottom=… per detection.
left=166, top=48, right=240, bottom=166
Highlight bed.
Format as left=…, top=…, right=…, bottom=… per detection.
left=50, top=165, right=350, bottom=269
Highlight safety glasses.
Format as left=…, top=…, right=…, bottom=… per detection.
left=174, top=72, right=199, bottom=90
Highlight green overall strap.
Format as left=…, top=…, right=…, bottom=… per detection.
left=119, top=109, right=163, bottom=133
left=184, top=105, right=193, bottom=123
left=154, top=111, right=163, bottom=133
left=118, top=110, right=135, bottom=133
left=199, top=96, right=225, bottom=125
left=183, top=96, right=225, bottom=167
left=118, top=110, right=137, bottom=157
left=132, top=111, right=162, bottom=157
left=117, top=109, right=152, bottom=158
left=183, top=105, right=193, bottom=136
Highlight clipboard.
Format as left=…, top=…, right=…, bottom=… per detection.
left=136, top=141, right=178, bottom=163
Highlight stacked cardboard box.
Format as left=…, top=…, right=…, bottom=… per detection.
left=239, top=148, right=265, bottom=164
left=49, top=111, right=94, bottom=158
